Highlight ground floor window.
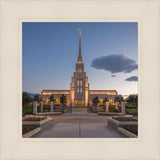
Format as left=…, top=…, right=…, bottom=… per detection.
left=99, top=99, right=103, bottom=105
left=109, top=99, right=113, bottom=105
left=56, top=98, right=60, bottom=105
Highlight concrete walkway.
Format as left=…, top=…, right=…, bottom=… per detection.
left=33, top=114, right=127, bottom=138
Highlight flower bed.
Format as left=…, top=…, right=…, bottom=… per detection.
left=112, top=116, right=137, bottom=121
left=22, top=116, right=52, bottom=127
left=123, top=126, right=138, bottom=135
left=107, top=116, right=138, bottom=129
left=23, top=116, right=47, bottom=121
left=22, top=126, right=38, bottom=135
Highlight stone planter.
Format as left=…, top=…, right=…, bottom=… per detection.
left=107, top=117, right=138, bottom=129
left=117, top=127, right=138, bottom=138
left=37, top=112, right=62, bottom=115
left=23, top=116, right=52, bottom=129
left=23, top=127, right=41, bottom=138
left=98, top=112, right=123, bottom=116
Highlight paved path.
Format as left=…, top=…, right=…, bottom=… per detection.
left=33, top=114, right=127, bottom=138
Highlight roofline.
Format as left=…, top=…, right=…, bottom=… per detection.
left=89, top=90, right=117, bottom=92
left=42, top=89, right=117, bottom=91
left=41, top=90, right=70, bottom=93
left=42, top=90, right=117, bottom=92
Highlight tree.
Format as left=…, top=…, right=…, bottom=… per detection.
left=127, top=94, right=138, bottom=107
left=34, top=94, right=42, bottom=103
left=114, top=95, right=124, bottom=104
left=103, top=97, right=109, bottom=104
left=50, top=95, right=55, bottom=102
left=22, top=92, right=33, bottom=106
left=60, top=94, right=67, bottom=106
left=92, top=97, right=99, bottom=106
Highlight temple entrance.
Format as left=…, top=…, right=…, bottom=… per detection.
left=75, top=100, right=85, bottom=106
left=71, top=99, right=89, bottom=113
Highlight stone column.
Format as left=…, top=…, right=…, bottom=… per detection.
left=121, top=102, right=126, bottom=114
left=39, top=101, right=43, bottom=112
left=115, top=102, right=119, bottom=110
left=32, top=101, right=37, bottom=114
left=50, top=101, right=54, bottom=112
left=106, top=102, right=109, bottom=112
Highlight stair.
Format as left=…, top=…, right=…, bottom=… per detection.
left=71, top=106, right=88, bottom=113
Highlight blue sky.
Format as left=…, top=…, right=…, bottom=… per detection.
left=23, top=22, right=138, bottom=95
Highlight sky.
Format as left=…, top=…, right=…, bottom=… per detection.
left=22, top=22, right=138, bottom=95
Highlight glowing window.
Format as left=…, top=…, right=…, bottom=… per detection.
left=80, top=80, right=82, bottom=86
left=80, top=87, right=82, bottom=93
left=77, top=80, right=79, bottom=86
left=99, top=99, right=103, bottom=105
left=56, top=98, right=60, bottom=104
left=77, top=87, right=79, bottom=93
left=78, top=67, right=82, bottom=72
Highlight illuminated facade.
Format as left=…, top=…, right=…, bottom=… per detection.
left=41, top=29, right=118, bottom=106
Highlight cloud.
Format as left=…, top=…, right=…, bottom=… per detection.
left=125, top=76, right=138, bottom=81
left=112, top=75, right=116, bottom=77
left=91, top=54, right=138, bottom=74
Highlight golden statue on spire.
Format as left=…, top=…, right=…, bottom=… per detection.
left=78, top=28, right=81, bottom=35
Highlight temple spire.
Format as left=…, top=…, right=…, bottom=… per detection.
left=77, top=29, right=82, bottom=63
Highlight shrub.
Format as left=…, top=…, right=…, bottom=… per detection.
left=114, top=95, right=124, bottom=104
left=60, top=94, right=67, bottom=105
left=22, top=92, right=33, bottom=106
left=112, top=116, right=138, bottom=121
left=43, top=105, right=50, bottom=111
left=126, top=94, right=138, bottom=107
left=109, top=107, right=118, bottom=113
left=123, top=126, right=138, bottom=135
left=24, top=111, right=32, bottom=115
left=22, top=126, right=37, bottom=135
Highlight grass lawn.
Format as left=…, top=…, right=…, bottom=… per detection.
left=23, top=103, right=41, bottom=114
left=126, top=108, right=138, bottom=114
left=23, top=107, right=32, bottom=113
left=22, top=103, right=67, bottom=114
left=23, top=103, right=33, bottom=114
left=23, top=103, right=32, bottom=107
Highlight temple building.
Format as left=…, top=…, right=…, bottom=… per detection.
left=41, top=29, right=118, bottom=106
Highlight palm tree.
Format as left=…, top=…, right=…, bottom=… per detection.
left=60, top=94, right=67, bottom=106
left=50, top=95, right=55, bottom=102
left=92, top=97, right=99, bottom=106
left=103, top=97, right=109, bottom=104
left=34, top=94, right=42, bottom=103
